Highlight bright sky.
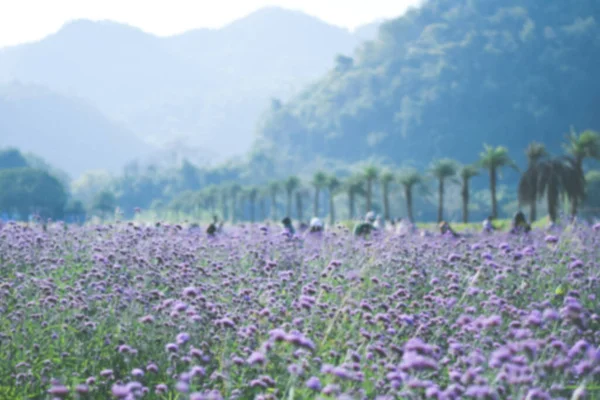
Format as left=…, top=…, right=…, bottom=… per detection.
left=0, top=0, right=422, bottom=48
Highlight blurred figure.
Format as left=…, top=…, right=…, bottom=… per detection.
left=373, top=215, right=384, bottom=230
left=511, top=211, right=531, bottom=234
left=206, top=215, right=220, bottom=237
left=482, top=215, right=495, bottom=233
left=309, top=217, right=324, bottom=233
left=353, top=212, right=377, bottom=237
left=439, top=221, right=459, bottom=238
left=282, top=217, right=296, bottom=237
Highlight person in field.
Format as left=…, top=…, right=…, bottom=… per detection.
left=282, top=217, right=296, bottom=237
left=206, top=215, right=220, bottom=237
left=353, top=211, right=378, bottom=237
left=308, top=217, right=324, bottom=233
left=511, top=211, right=531, bottom=234
left=439, top=221, right=459, bottom=238
left=482, top=215, right=495, bottom=233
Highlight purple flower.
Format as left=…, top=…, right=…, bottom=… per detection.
left=306, top=376, right=321, bottom=391
left=177, top=332, right=190, bottom=345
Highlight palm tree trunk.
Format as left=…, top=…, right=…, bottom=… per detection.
left=250, top=200, right=256, bottom=222
left=461, top=183, right=469, bottom=224
left=548, top=182, right=559, bottom=223
left=490, top=167, right=498, bottom=219
left=382, top=183, right=390, bottom=222
left=404, top=186, right=414, bottom=223
left=270, top=193, right=277, bottom=220
left=366, top=179, right=372, bottom=212
left=221, top=194, right=228, bottom=221
left=259, top=198, right=266, bottom=221
left=349, top=191, right=355, bottom=220
left=329, top=193, right=335, bottom=226
left=313, top=188, right=320, bottom=217
left=529, top=201, right=537, bottom=223
left=296, top=192, right=304, bottom=221
left=231, top=196, right=237, bottom=223
left=286, top=191, right=292, bottom=218
left=437, top=179, right=444, bottom=223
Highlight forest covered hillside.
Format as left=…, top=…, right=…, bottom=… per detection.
left=256, top=0, right=600, bottom=173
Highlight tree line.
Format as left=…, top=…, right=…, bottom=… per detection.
left=0, top=130, right=598, bottom=224
left=167, top=131, right=600, bottom=226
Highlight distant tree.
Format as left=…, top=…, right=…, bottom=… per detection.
left=524, top=142, right=549, bottom=221
left=295, top=189, right=308, bottom=222
left=563, top=129, right=600, bottom=216
left=92, top=190, right=117, bottom=220
left=344, top=174, right=365, bottom=220
left=64, top=199, right=86, bottom=224
left=459, top=165, right=479, bottom=223
left=259, top=187, right=268, bottom=221
left=0, top=168, right=67, bottom=220
left=0, top=148, right=28, bottom=170
left=380, top=170, right=395, bottom=223
left=268, top=181, right=280, bottom=220
left=205, top=185, right=219, bottom=215
left=479, top=145, right=518, bottom=219
left=398, top=169, right=422, bottom=223
left=326, top=175, right=341, bottom=225
left=311, top=170, right=328, bottom=217
left=564, top=129, right=600, bottom=169
left=519, top=157, right=585, bottom=223
left=335, top=55, right=354, bottom=72
left=584, top=170, right=600, bottom=218
left=229, top=183, right=242, bottom=223
left=284, top=176, right=300, bottom=218
left=429, top=159, right=458, bottom=223
left=363, top=165, right=379, bottom=214
left=220, top=186, right=229, bottom=221
left=179, top=159, right=200, bottom=191
left=247, top=186, right=259, bottom=222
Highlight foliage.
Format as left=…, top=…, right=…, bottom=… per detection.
left=0, top=168, right=67, bottom=219
left=0, top=148, right=28, bottom=170
left=256, top=0, right=600, bottom=174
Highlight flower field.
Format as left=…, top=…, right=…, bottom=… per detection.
left=1, top=221, right=600, bottom=399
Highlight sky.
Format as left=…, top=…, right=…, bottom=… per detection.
left=0, top=0, right=422, bottom=48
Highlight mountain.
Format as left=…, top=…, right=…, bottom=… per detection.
left=0, top=83, right=152, bottom=177
left=255, top=0, right=600, bottom=172
left=0, top=7, right=382, bottom=162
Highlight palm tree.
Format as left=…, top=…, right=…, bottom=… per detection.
left=363, top=165, right=379, bottom=213
left=204, top=185, right=219, bottom=216
left=429, top=159, right=458, bottom=223
left=459, top=165, right=479, bottom=223
left=479, top=145, right=518, bottom=219
left=344, top=174, right=365, bottom=220
left=398, top=169, right=422, bottom=223
left=295, top=188, right=308, bottom=221
left=229, top=183, right=242, bottom=223
left=326, top=175, right=341, bottom=225
left=311, top=170, right=328, bottom=217
left=259, top=187, right=268, bottom=221
left=380, top=170, right=395, bottom=223
left=524, top=142, right=548, bottom=222
left=563, top=129, right=600, bottom=216
left=284, top=176, right=300, bottom=218
left=268, top=181, right=280, bottom=220
left=519, top=157, right=585, bottom=223
left=220, top=186, right=229, bottom=221
left=563, top=129, right=600, bottom=169
left=246, top=186, right=259, bottom=222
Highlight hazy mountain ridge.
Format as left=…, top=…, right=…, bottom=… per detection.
left=255, top=0, right=600, bottom=173
left=0, top=82, right=152, bottom=177
left=0, top=7, right=382, bottom=169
